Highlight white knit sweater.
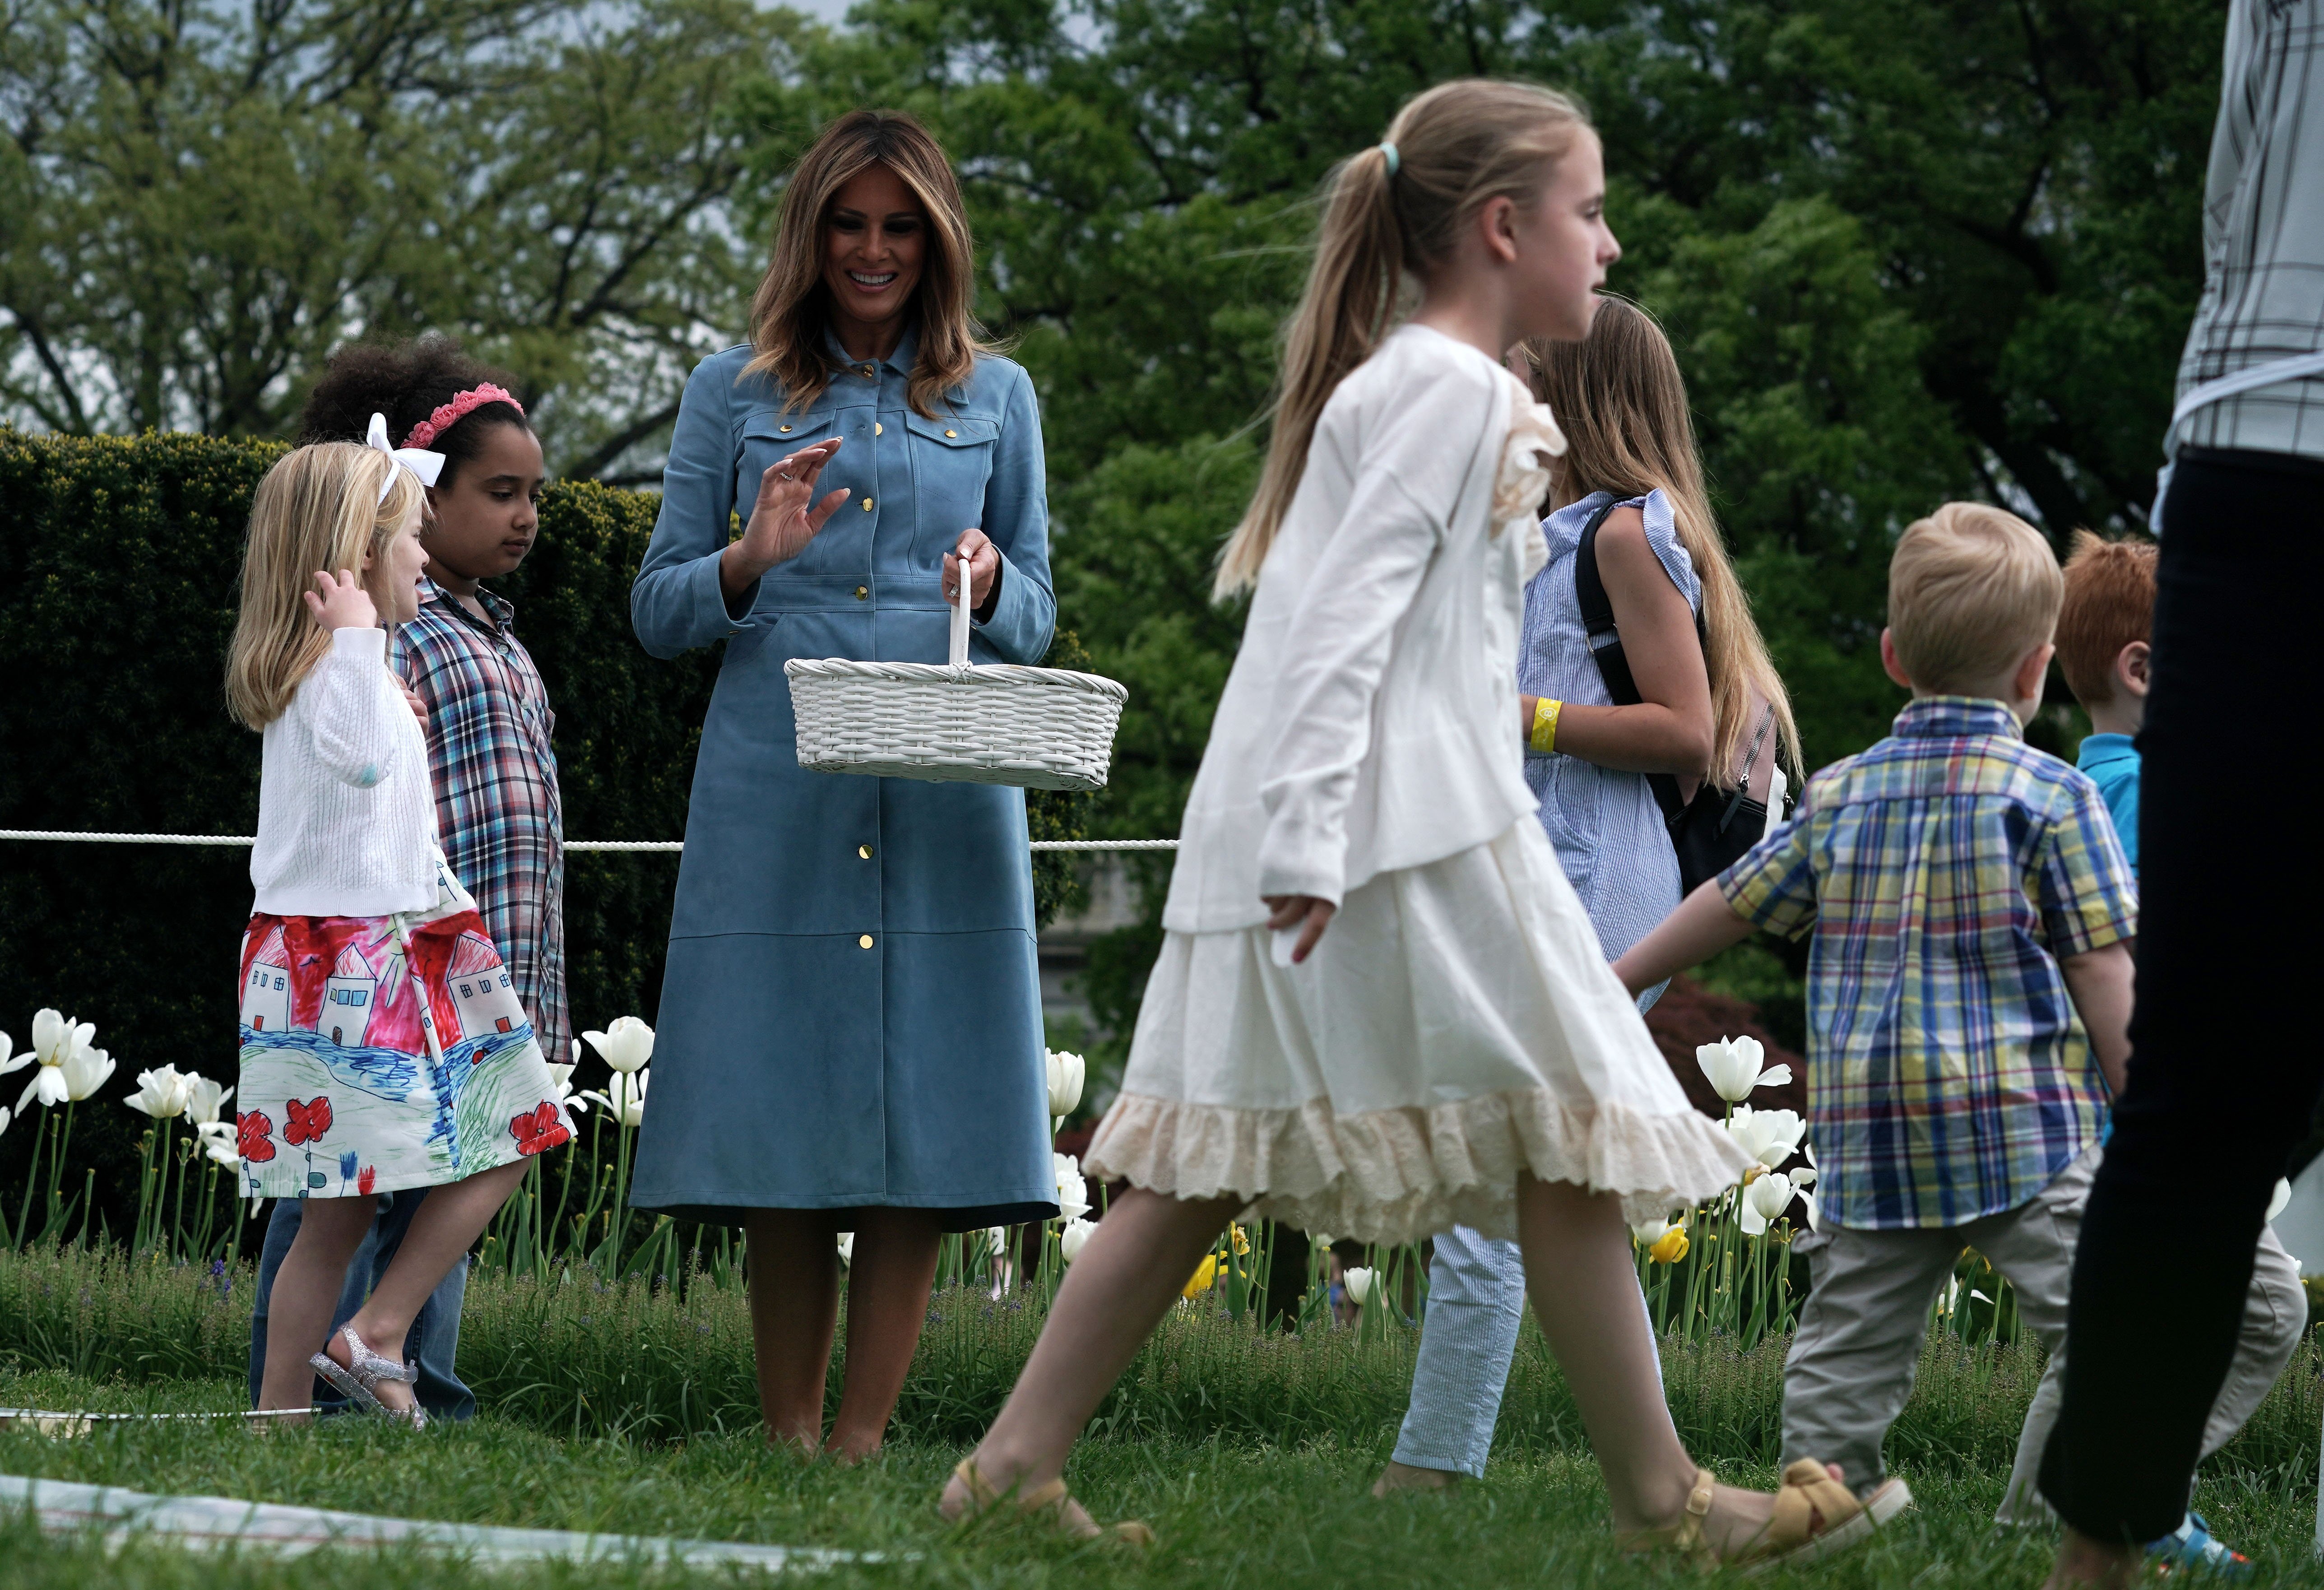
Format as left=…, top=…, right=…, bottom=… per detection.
left=250, top=626, right=441, bottom=917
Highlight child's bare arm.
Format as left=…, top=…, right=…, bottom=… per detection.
left=2059, top=941, right=2135, bottom=1097
left=1610, top=881, right=1756, bottom=996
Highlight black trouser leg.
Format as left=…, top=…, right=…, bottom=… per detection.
left=2039, top=449, right=2324, bottom=1540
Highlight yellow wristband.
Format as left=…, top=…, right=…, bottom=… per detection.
left=1529, top=696, right=1563, bottom=755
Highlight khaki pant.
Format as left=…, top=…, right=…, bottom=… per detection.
left=1780, top=1144, right=2306, bottom=1525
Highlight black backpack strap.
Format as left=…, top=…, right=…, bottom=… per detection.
left=1573, top=499, right=1695, bottom=825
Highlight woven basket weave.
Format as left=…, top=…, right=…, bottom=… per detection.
left=784, top=556, right=1127, bottom=791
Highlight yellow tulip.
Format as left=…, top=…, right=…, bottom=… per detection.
left=1647, top=1227, right=1690, bottom=1265
left=1227, top=1223, right=1251, bottom=1255
left=1183, top=1254, right=1220, bottom=1298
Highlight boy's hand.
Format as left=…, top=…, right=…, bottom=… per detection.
left=2060, top=941, right=2135, bottom=1097
left=304, top=569, right=377, bottom=632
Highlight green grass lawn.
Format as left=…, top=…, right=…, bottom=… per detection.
left=2, top=1247, right=2323, bottom=1586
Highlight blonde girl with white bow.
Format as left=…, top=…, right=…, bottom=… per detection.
left=938, top=79, right=1889, bottom=1568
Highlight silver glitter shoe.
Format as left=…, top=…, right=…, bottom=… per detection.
left=308, top=1325, right=426, bottom=1428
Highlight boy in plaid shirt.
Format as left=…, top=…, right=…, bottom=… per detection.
left=1613, top=503, right=2297, bottom=1568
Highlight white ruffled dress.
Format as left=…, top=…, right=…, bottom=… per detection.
left=1086, top=325, right=1749, bottom=1244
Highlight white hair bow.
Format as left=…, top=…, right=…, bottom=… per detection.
left=365, top=412, right=446, bottom=503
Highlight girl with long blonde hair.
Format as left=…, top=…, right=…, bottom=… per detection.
left=229, top=440, right=573, bottom=1425
left=940, top=80, right=1888, bottom=1567
left=1374, top=293, right=1810, bottom=1502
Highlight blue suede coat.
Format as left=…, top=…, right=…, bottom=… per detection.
left=626, top=333, right=1058, bottom=1228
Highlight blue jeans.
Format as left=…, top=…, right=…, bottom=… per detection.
left=248, top=1191, right=474, bottom=1418
left=1392, top=1225, right=1663, bottom=1478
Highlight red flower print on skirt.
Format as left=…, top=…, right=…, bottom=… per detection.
left=238, top=1111, right=277, bottom=1164
left=510, top=1100, right=571, bottom=1157
left=358, top=1164, right=377, bottom=1195
left=285, top=1096, right=334, bottom=1146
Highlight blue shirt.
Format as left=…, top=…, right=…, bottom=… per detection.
left=2075, top=733, right=2140, bottom=877
left=1720, top=698, right=2139, bottom=1228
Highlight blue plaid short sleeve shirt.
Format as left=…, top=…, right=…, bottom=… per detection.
left=390, top=580, right=566, bottom=1066
left=1718, top=697, right=2138, bottom=1229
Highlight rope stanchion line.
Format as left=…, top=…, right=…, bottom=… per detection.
left=0, top=830, right=1176, bottom=853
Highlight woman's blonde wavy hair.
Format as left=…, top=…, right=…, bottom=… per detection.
left=1215, top=79, right=1591, bottom=600
left=1520, top=296, right=1801, bottom=782
left=225, top=442, right=422, bottom=729
left=746, top=108, right=990, bottom=418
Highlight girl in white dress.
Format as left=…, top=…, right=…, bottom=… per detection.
left=941, top=79, right=1880, bottom=1567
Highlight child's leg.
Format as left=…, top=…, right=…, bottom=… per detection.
left=248, top=1198, right=302, bottom=1408
left=1970, top=1148, right=2095, bottom=1526
left=827, top=1207, right=945, bottom=1462
left=332, top=1159, right=530, bottom=1413
left=743, top=1209, right=842, bottom=1450
left=2195, top=1227, right=2304, bottom=1460
left=1378, top=1225, right=1526, bottom=1491
left=942, top=1187, right=1238, bottom=1529
left=1778, top=1223, right=1962, bottom=1495
left=255, top=1196, right=380, bottom=1415
left=366, top=1188, right=476, bottom=1420
left=1514, top=1174, right=1847, bottom=1549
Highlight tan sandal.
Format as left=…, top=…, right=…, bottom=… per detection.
left=1737, top=1459, right=1911, bottom=1576
left=946, top=1457, right=1156, bottom=1547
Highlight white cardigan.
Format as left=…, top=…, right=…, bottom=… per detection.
left=250, top=626, right=441, bottom=918
left=1164, top=324, right=1563, bottom=931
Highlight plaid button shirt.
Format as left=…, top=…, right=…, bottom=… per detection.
left=1718, top=697, right=2138, bottom=1230
left=390, top=578, right=567, bottom=1066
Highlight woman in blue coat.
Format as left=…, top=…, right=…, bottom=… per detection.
left=629, top=109, right=1058, bottom=1460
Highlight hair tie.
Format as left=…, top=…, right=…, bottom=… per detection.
left=1378, top=141, right=1400, bottom=177
left=365, top=413, right=445, bottom=505
left=401, top=382, right=524, bottom=451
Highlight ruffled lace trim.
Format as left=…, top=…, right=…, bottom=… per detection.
left=1085, top=1087, right=1749, bottom=1246
left=1494, top=379, right=1566, bottom=585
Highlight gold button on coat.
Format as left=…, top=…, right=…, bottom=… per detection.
left=778, top=423, right=792, bottom=433
left=858, top=934, right=874, bottom=949
left=858, top=844, right=873, bottom=859
left=862, top=363, right=876, bottom=377
left=945, top=428, right=957, bottom=438
left=874, top=422, right=883, bottom=435
left=862, top=497, right=874, bottom=511
left=854, top=585, right=868, bottom=600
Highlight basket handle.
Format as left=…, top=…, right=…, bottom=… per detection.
left=949, top=550, right=972, bottom=668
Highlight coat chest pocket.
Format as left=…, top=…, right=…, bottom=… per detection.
left=903, top=411, right=999, bottom=507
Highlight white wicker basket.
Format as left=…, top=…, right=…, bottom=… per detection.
left=784, top=555, right=1127, bottom=791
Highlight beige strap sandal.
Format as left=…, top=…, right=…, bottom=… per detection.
left=1737, top=1459, right=1912, bottom=1576
left=1617, top=1466, right=1719, bottom=1567
left=947, top=1457, right=1156, bottom=1547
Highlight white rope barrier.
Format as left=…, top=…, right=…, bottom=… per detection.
left=0, top=830, right=1175, bottom=853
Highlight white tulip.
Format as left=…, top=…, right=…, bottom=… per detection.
left=181, top=1073, right=232, bottom=1127
left=1342, top=1266, right=1376, bottom=1306
left=18, top=1011, right=107, bottom=1112
left=583, top=1017, right=654, bottom=1074
left=1696, top=1035, right=1793, bottom=1104
left=1723, top=1104, right=1807, bottom=1170
left=124, top=1065, right=191, bottom=1119
left=579, top=1067, right=646, bottom=1126
left=0, top=1106, right=10, bottom=1137
left=1058, top=1217, right=1095, bottom=1263
left=195, top=1120, right=240, bottom=1169
left=836, top=1231, right=854, bottom=1266
left=545, top=1060, right=588, bottom=1114
left=0, top=1031, right=25, bottom=1077
left=1045, top=1049, right=1086, bottom=1120
left=2268, top=1177, right=2293, bottom=1223
left=1631, top=1217, right=1676, bottom=1247
left=1053, top=1152, right=1091, bottom=1221
left=1739, top=1172, right=1800, bottom=1235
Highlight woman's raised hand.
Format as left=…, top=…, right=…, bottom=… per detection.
left=725, top=438, right=849, bottom=597
left=303, top=569, right=377, bottom=633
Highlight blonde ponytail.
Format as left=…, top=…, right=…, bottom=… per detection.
left=1215, top=79, right=1591, bottom=600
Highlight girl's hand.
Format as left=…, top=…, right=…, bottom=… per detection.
left=303, top=570, right=377, bottom=632
left=943, top=528, right=1001, bottom=610
left=727, top=439, right=849, bottom=589
left=397, top=679, right=427, bottom=726
left=1263, top=894, right=1337, bottom=964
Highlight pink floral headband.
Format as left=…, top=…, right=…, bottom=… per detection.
left=401, top=383, right=525, bottom=450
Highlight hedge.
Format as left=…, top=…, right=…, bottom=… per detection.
left=0, top=428, right=1089, bottom=1236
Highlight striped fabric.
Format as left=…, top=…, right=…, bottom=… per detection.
left=2173, top=0, right=2324, bottom=461
left=389, top=579, right=567, bottom=1069
left=1718, top=697, right=2138, bottom=1230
